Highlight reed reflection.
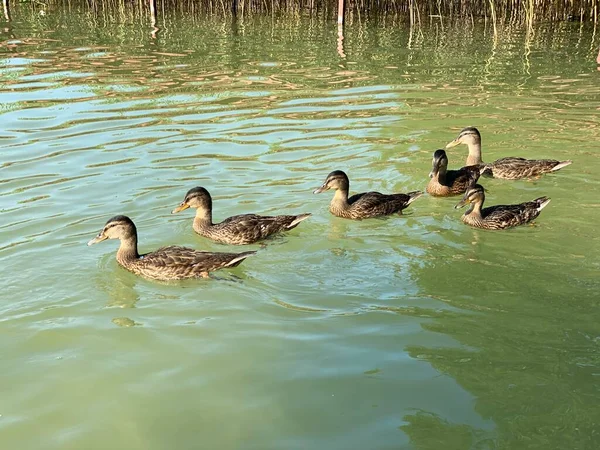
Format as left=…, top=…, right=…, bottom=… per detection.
left=398, top=237, right=600, bottom=449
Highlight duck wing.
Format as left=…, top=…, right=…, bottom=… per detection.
left=489, top=157, right=571, bottom=179
left=348, top=191, right=422, bottom=217
left=445, top=165, right=483, bottom=193
left=216, top=213, right=311, bottom=243
left=137, top=246, right=255, bottom=279
left=482, top=197, right=549, bottom=228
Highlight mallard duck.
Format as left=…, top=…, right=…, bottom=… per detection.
left=445, top=127, right=572, bottom=180
left=171, top=187, right=311, bottom=245
left=87, top=215, right=255, bottom=281
left=427, top=149, right=482, bottom=197
left=454, top=184, right=550, bottom=230
left=313, top=170, right=422, bottom=219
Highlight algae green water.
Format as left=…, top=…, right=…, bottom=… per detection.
left=1, top=9, right=599, bottom=450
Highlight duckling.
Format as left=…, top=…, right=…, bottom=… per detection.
left=87, top=215, right=255, bottom=281
left=426, top=149, right=482, bottom=196
left=445, top=127, right=572, bottom=180
left=313, top=170, right=422, bottom=220
left=172, top=187, right=311, bottom=245
left=454, top=184, right=551, bottom=230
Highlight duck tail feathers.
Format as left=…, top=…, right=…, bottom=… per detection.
left=535, top=197, right=551, bottom=211
left=287, top=213, right=312, bottom=229
left=225, top=251, right=257, bottom=267
left=406, top=191, right=424, bottom=205
left=551, top=160, right=572, bottom=172
left=480, top=163, right=493, bottom=176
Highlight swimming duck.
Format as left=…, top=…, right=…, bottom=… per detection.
left=427, top=149, right=482, bottom=196
left=454, top=184, right=551, bottom=230
left=172, top=187, right=311, bottom=245
left=445, top=127, right=572, bottom=180
left=313, top=170, right=422, bottom=219
left=87, top=215, right=255, bottom=281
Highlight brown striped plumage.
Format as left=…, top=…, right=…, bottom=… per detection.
left=445, top=127, right=572, bottom=180
left=88, top=215, right=254, bottom=281
left=313, top=170, right=422, bottom=220
left=426, top=149, right=483, bottom=197
left=454, top=184, right=551, bottom=230
left=172, top=187, right=311, bottom=245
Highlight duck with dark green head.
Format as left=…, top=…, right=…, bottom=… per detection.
left=88, top=215, right=255, bottom=281
left=446, top=127, right=572, bottom=180
left=454, top=184, right=551, bottom=230
left=172, top=187, right=311, bottom=245
left=426, top=149, right=482, bottom=197
left=313, top=170, right=422, bottom=220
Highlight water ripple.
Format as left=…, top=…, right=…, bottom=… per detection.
left=1, top=17, right=599, bottom=450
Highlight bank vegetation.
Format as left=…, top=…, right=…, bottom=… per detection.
left=5, top=0, right=600, bottom=25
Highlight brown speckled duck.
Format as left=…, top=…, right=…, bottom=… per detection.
left=446, top=127, right=572, bottom=180
left=313, top=170, right=422, bottom=220
left=455, top=184, right=551, bottom=230
left=88, top=215, right=254, bottom=281
left=172, top=187, right=311, bottom=245
left=426, top=149, right=482, bottom=197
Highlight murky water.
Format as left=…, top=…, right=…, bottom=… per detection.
left=1, top=8, right=599, bottom=449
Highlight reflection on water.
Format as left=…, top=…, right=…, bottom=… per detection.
left=98, top=269, right=140, bottom=309
left=404, top=240, right=600, bottom=449
left=1, top=7, right=599, bottom=450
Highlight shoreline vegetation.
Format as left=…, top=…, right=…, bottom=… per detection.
left=2, top=0, right=600, bottom=26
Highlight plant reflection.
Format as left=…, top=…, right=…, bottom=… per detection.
left=399, top=239, right=600, bottom=449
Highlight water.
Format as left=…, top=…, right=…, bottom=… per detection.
left=1, top=8, right=599, bottom=449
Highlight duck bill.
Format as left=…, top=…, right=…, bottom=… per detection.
left=87, top=233, right=108, bottom=246
left=445, top=138, right=461, bottom=149
left=454, top=197, right=470, bottom=209
left=313, top=184, right=328, bottom=194
left=171, top=203, right=190, bottom=214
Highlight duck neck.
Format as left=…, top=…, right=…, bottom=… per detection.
left=466, top=200, right=484, bottom=220
left=330, top=188, right=350, bottom=211
left=434, top=167, right=446, bottom=184
left=466, top=142, right=484, bottom=166
left=117, top=235, right=140, bottom=265
left=193, top=207, right=213, bottom=230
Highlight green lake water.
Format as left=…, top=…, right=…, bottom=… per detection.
left=1, top=8, right=599, bottom=450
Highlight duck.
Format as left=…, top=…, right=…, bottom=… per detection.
left=87, top=215, right=255, bottom=281
left=171, top=187, right=311, bottom=245
left=313, top=170, right=422, bottom=220
left=445, top=127, right=572, bottom=180
left=454, top=184, right=551, bottom=230
left=426, top=149, right=483, bottom=196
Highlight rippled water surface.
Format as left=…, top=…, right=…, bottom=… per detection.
left=1, top=8, right=599, bottom=449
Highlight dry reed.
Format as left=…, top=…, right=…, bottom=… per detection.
left=5, top=0, right=600, bottom=23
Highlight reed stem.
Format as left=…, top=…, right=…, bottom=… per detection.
left=9, top=0, right=600, bottom=25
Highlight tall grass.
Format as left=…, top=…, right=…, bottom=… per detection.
left=5, top=0, right=600, bottom=23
